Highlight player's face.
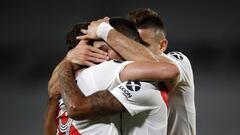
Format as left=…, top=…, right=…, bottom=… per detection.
left=93, top=40, right=123, bottom=60
left=138, top=28, right=161, bottom=55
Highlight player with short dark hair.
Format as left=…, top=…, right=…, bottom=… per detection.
left=76, top=8, right=196, bottom=135
left=47, top=17, right=169, bottom=135
left=127, top=9, right=196, bottom=135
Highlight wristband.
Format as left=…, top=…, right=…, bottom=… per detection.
left=96, top=22, right=114, bottom=41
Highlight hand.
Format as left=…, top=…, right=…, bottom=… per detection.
left=66, top=40, right=109, bottom=66
left=77, top=17, right=110, bottom=40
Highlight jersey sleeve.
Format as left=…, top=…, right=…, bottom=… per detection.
left=109, top=81, right=163, bottom=116
left=165, top=52, right=194, bottom=84
left=76, top=60, right=133, bottom=90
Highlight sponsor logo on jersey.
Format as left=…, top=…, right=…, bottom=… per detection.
left=168, top=51, right=183, bottom=61
left=119, top=85, right=132, bottom=98
left=118, top=81, right=141, bottom=98
left=126, top=81, right=141, bottom=91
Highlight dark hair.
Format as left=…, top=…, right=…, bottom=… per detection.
left=66, top=22, right=94, bottom=51
left=127, top=8, right=165, bottom=38
left=109, top=17, right=144, bottom=44
left=66, top=17, right=145, bottom=50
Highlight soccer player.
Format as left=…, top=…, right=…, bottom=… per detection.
left=76, top=9, right=196, bottom=135
left=47, top=18, right=170, bottom=135
left=45, top=23, right=92, bottom=135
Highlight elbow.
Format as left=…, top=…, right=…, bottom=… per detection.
left=65, top=102, right=82, bottom=120
left=173, top=67, right=180, bottom=78
left=157, top=64, right=180, bottom=80
left=67, top=105, right=85, bottom=120
left=65, top=101, right=90, bottom=120
left=168, top=64, right=180, bottom=79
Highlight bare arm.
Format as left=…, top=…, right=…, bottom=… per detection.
left=58, top=60, right=125, bottom=120
left=44, top=96, right=59, bottom=135
left=119, top=61, right=179, bottom=93
left=106, top=30, right=157, bottom=62
left=120, top=61, right=179, bottom=82
left=44, top=63, right=62, bottom=135
left=78, top=18, right=157, bottom=62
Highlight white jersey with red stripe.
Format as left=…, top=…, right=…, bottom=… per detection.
left=57, top=60, right=131, bottom=135
left=57, top=60, right=167, bottom=135
left=163, top=52, right=196, bottom=135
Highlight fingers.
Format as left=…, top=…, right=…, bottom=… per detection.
left=86, top=45, right=109, bottom=60
left=79, top=39, right=88, bottom=44
left=86, top=56, right=106, bottom=63
left=71, top=59, right=96, bottom=67
left=87, top=50, right=109, bottom=60
left=77, top=35, right=89, bottom=40
left=88, top=45, right=107, bottom=55
left=76, top=40, right=88, bottom=47
left=75, top=29, right=88, bottom=40
left=84, top=61, right=96, bottom=67
left=81, top=29, right=87, bottom=34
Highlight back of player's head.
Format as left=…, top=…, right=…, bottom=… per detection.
left=127, top=8, right=165, bottom=39
left=66, top=18, right=145, bottom=51
left=109, top=17, right=144, bottom=45
left=66, top=22, right=94, bottom=51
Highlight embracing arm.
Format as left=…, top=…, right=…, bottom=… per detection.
left=44, top=96, right=59, bottom=135
left=58, top=60, right=125, bottom=120
left=78, top=18, right=157, bottom=62
left=120, top=61, right=179, bottom=82
left=44, top=63, right=62, bottom=135
left=107, top=30, right=157, bottom=62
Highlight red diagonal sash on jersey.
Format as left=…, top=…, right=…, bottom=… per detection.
left=158, top=82, right=168, bottom=107
left=56, top=109, right=81, bottom=135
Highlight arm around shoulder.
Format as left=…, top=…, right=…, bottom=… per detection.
left=120, top=61, right=179, bottom=82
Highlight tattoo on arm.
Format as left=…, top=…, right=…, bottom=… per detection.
left=89, top=90, right=125, bottom=115
left=58, top=61, right=125, bottom=119
left=58, top=61, right=84, bottom=111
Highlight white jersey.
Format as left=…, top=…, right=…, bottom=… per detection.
left=164, top=52, right=196, bottom=135
left=57, top=60, right=131, bottom=135
left=57, top=60, right=168, bottom=135
left=109, top=80, right=167, bottom=134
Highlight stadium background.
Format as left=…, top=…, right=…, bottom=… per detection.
left=1, top=0, right=239, bottom=134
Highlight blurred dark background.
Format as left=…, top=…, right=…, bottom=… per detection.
left=1, top=0, right=240, bottom=134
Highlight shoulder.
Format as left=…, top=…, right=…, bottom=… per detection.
left=167, top=51, right=189, bottom=62
left=165, top=51, right=194, bottom=83
left=165, top=51, right=192, bottom=68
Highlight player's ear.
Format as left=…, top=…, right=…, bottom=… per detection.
left=159, top=38, right=168, bottom=53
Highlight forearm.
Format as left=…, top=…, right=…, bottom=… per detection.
left=44, top=96, right=59, bottom=135
left=58, top=61, right=92, bottom=119
left=107, top=30, right=158, bottom=62
left=58, top=61, right=125, bottom=120
left=121, top=62, right=179, bottom=82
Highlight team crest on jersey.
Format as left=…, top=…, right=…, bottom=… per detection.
left=168, top=51, right=184, bottom=61
left=126, top=81, right=141, bottom=92
left=113, top=59, right=123, bottom=63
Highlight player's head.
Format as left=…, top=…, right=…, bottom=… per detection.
left=127, top=8, right=168, bottom=55
left=66, top=22, right=94, bottom=51
left=93, top=17, right=144, bottom=60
